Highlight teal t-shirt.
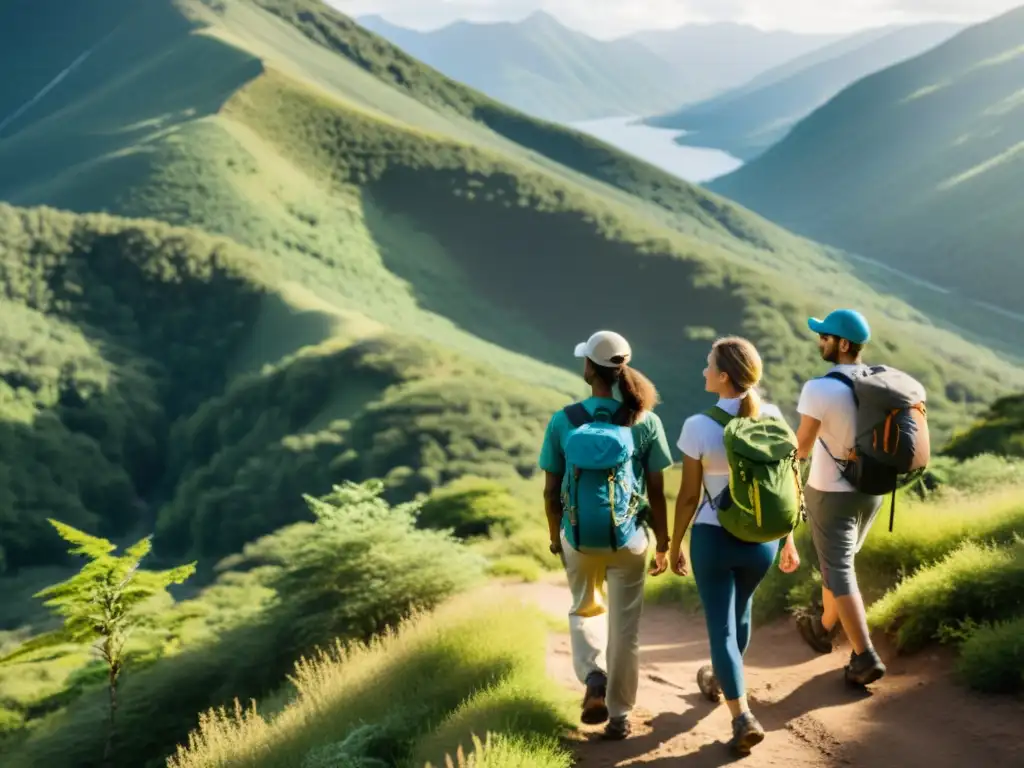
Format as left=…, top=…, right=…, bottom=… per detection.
left=537, top=397, right=675, bottom=499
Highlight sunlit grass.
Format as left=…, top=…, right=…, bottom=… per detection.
left=167, top=594, right=574, bottom=768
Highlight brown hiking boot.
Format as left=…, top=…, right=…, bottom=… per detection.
left=581, top=671, right=609, bottom=725
left=797, top=610, right=840, bottom=654
left=729, top=711, right=766, bottom=755
left=697, top=664, right=723, bottom=703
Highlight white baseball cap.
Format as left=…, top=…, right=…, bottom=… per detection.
left=574, top=330, right=632, bottom=368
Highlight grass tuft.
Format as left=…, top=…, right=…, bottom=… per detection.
left=167, top=593, right=574, bottom=768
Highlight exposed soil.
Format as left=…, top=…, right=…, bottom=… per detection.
left=500, top=576, right=1024, bottom=768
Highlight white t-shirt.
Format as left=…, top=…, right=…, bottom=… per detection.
left=797, top=364, right=867, bottom=493
left=677, top=396, right=787, bottom=527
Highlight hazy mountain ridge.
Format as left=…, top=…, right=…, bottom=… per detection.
left=357, top=13, right=847, bottom=122
left=647, top=21, right=965, bottom=159
left=709, top=5, right=1024, bottom=312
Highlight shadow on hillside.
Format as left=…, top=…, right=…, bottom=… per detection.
left=363, top=169, right=750, bottom=430
left=0, top=386, right=158, bottom=575
left=0, top=0, right=263, bottom=212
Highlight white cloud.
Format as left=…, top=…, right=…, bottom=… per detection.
left=331, top=0, right=1023, bottom=37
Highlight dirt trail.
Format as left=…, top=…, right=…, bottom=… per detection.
left=500, top=576, right=1024, bottom=768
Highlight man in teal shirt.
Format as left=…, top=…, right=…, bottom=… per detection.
left=538, top=330, right=673, bottom=740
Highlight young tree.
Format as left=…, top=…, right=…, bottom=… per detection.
left=0, top=519, right=195, bottom=766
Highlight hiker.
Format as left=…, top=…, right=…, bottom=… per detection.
left=794, top=308, right=888, bottom=685
left=538, top=330, right=673, bottom=741
left=669, top=336, right=802, bottom=755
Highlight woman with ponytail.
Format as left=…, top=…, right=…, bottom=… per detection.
left=538, top=330, right=674, bottom=741
left=668, top=337, right=801, bottom=755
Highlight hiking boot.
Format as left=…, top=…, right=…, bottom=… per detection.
left=602, top=715, right=631, bottom=740
left=844, top=648, right=886, bottom=687
left=696, top=664, right=723, bottom=703
left=729, top=711, right=765, bottom=755
left=581, top=671, right=609, bottom=725
left=797, top=610, right=840, bottom=654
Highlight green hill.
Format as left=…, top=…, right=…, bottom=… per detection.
left=709, top=6, right=1024, bottom=313
left=3, top=2, right=1024, bottom=765
left=356, top=11, right=691, bottom=123
left=945, top=394, right=1024, bottom=460
left=647, top=22, right=963, bottom=160
left=2, top=0, right=1023, bottom=576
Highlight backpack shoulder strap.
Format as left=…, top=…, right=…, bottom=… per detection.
left=823, top=371, right=855, bottom=389
left=703, top=406, right=734, bottom=428
left=610, top=404, right=632, bottom=426
left=563, top=403, right=593, bottom=428
left=823, top=371, right=860, bottom=407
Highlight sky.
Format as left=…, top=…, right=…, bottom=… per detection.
left=330, top=0, right=1023, bottom=37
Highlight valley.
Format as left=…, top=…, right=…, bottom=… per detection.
left=568, top=116, right=743, bottom=183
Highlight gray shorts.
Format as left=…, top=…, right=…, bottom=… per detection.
left=805, top=487, right=883, bottom=598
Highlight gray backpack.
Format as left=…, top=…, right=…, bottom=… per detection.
left=822, top=366, right=931, bottom=531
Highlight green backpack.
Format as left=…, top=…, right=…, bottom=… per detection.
left=702, top=407, right=805, bottom=544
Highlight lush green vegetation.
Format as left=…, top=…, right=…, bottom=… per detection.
left=1, top=0, right=1023, bottom=763
left=957, top=616, right=1024, bottom=694
left=944, top=394, right=1024, bottom=460
left=0, top=204, right=271, bottom=571
left=0, top=481, right=486, bottom=766
left=647, top=22, right=962, bottom=160
left=165, top=594, right=574, bottom=768
left=3, top=0, right=1018, bottom=571
left=710, top=6, right=1024, bottom=314
left=0, top=522, right=197, bottom=764
left=867, top=538, right=1024, bottom=653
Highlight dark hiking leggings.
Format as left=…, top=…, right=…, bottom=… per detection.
left=691, top=524, right=780, bottom=701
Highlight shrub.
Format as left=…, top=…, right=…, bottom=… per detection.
left=167, top=594, right=573, bottom=768
left=4, top=481, right=484, bottom=768
left=867, top=539, right=1024, bottom=653
left=956, top=617, right=1024, bottom=694
left=0, top=521, right=195, bottom=767
left=418, top=477, right=528, bottom=539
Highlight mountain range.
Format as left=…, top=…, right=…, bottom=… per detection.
left=709, top=4, right=1024, bottom=314
left=4, top=3, right=1024, bottom=765
left=357, top=12, right=842, bottom=123
left=646, top=21, right=965, bottom=159
left=3, top=0, right=1021, bottom=579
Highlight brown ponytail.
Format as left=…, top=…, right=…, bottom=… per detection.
left=712, top=336, right=763, bottom=418
left=591, top=363, right=659, bottom=426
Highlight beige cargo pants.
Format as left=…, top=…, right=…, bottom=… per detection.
left=560, top=528, right=648, bottom=719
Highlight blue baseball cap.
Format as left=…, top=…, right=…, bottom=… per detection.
left=808, top=309, right=871, bottom=345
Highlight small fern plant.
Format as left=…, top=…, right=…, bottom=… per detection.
left=0, top=519, right=195, bottom=766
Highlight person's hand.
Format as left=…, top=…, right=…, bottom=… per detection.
left=549, top=539, right=562, bottom=556
left=670, top=544, right=689, bottom=577
left=649, top=549, right=668, bottom=577
left=779, top=539, right=800, bottom=574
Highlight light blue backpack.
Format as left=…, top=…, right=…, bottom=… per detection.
left=560, top=403, right=643, bottom=551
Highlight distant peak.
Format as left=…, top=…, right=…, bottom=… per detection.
left=520, top=10, right=565, bottom=28
left=356, top=14, right=403, bottom=32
